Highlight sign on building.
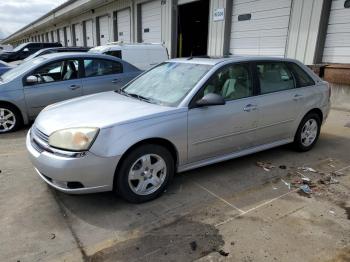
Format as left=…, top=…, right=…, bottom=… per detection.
left=213, top=8, right=225, bottom=21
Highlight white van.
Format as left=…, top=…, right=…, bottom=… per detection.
left=89, top=43, right=169, bottom=70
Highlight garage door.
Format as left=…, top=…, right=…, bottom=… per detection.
left=74, top=23, right=83, bottom=46
left=117, top=9, right=131, bottom=43
left=141, top=0, right=162, bottom=43
left=53, top=30, right=58, bottom=42
left=229, top=0, right=292, bottom=57
left=85, top=20, right=94, bottom=47
left=322, top=0, right=350, bottom=63
left=99, top=16, right=110, bottom=45
left=59, top=28, right=65, bottom=46
left=66, top=26, right=72, bottom=46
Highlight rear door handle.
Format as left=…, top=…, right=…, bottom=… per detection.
left=293, top=94, right=303, bottom=101
left=69, top=84, right=81, bottom=90
left=243, top=104, right=258, bottom=112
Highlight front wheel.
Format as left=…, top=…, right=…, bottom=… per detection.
left=293, top=113, right=321, bottom=152
left=115, top=144, right=174, bottom=203
left=0, top=105, right=22, bottom=134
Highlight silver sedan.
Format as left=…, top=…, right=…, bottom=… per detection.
left=27, top=57, right=330, bottom=203
left=0, top=52, right=141, bottom=133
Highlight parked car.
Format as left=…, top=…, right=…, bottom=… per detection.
left=0, top=44, right=13, bottom=54
left=26, top=57, right=330, bottom=203
left=13, top=47, right=91, bottom=65
left=0, top=52, right=141, bottom=133
left=0, top=60, right=13, bottom=75
left=0, top=42, right=62, bottom=62
left=89, top=43, right=168, bottom=70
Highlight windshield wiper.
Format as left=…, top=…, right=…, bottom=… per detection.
left=116, top=89, right=154, bottom=104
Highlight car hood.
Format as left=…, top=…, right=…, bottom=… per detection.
left=35, top=91, right=180, bottom=135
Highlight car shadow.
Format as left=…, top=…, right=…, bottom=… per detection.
left=53, top=131, right=350, bottom=235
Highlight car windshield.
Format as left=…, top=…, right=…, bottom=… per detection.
left=24, top=49, right=45, bottom=61
left=121, top=62, right=212, bottom=106
left=12, top=43, right=28, bottom=52
left=0, top=57, right=46, bottom=83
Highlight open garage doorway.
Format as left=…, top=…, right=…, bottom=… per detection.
left=177, top=0, right=209, bottom=57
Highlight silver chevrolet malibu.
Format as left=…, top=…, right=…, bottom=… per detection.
left=27, top=57, right=331, bottom=203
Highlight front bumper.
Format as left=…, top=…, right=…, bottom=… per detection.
left=26, top=130, right=120, bottom=194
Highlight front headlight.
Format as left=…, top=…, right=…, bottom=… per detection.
left=49, top=127, right=99, bottom=151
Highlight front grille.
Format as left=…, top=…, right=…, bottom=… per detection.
left=31, top=126, right=50, bottom=153
left=32, top=126, right=49, bottom=143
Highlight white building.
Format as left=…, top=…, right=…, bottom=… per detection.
left=1, top=0, right=350, bottom=65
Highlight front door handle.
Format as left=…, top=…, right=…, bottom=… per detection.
left=112, top=79, right=120, bottom=84
left=243, top=104, right=258, bottom=112
left=69, top=84, right=81, bottom=90
left=293, top=94, right=303, bottom=101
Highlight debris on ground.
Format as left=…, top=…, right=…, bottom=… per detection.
left=281, top=179, right=291, bottom=190
left=279, top=165, right=287, bottom=170
left=218, top=250, right=229, bottom=256
left=49, top=233, right=55, bottom=240
left=190, top=241, right=197, bottom=251
left=256, top=161, right=275, bottom=172
left=298, top=167, right=317, bottom=173
left=318, top=175, right=339, bottom=185
left=299, top=184, right=312, bottom=195
left=302, top=177, right=311, bottom=185
left=329, top=210, right=336, bottom=215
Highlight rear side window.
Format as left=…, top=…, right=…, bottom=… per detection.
left=105, top=50, right=122, bottom=59
left=288, top=62, right=315, bottom=87
left=256, top=62, right=295, bottom=94
left=84, top=59, right=123, bottom=77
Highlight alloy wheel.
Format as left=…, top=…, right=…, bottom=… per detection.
left=0, top=108, right=16, bottom=133
left=128, top=154, right=167, bottom=196
left=301, top=118, right=318, bottom=147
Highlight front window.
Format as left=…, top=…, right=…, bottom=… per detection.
left=31, top=59, right=79, bottom=84
left=198, top=63, right=253, bottom=101
left=121, top=62, right=212, bottom=106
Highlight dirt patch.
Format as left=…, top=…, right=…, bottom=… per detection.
left=88, top=218, right=224, bottom=262
left=325, top=247, right=350, bottom=262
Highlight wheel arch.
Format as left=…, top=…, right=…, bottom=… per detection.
left=113, top=137, right=179, bottom=189
left=304, top=108, right=323, bottom=123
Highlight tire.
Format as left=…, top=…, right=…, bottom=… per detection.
left=0, top=104, right=22, bottom=134
left=115, top=144, right=175, bottom=203
left=293, top=113, right=321, bottom=152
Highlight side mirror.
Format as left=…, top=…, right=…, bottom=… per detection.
left=23, top=48, right=29, bottom=52
left=26, top=75, right=38, bottom=85
left=195, top=93, right=226, bottom=107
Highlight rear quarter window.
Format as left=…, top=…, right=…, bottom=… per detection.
left=288, top=62, right=315, bottom=88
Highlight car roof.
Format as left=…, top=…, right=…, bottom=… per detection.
left=169, top=56, right=302, bottom=66
left=39, top=52, right=116, bottom=60
left=40, top=47, right=89, bottom=51
left=91, top=43, right=165, bottom=52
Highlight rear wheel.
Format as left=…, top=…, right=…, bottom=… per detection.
left=115, top=144, right=174, bottom=203
left=293, top=113, right=321, bottom=151
left=0, top=105, right=22, bottom=134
